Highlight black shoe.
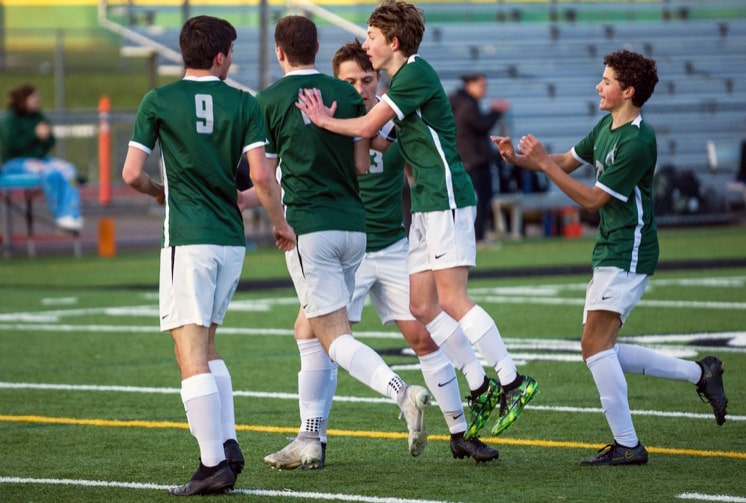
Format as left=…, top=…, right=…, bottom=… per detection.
left=301, top=441, right=327, bottom=470
left=696, top=356, right=728, bottom=425
left=224, top=439, right=245, bottom=475
left=580, top=442, right=648, bottom=466
left=450, top=433, right=499, bottom=463
left=168, top=460, right=236, bottom=496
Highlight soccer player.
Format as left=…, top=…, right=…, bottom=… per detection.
left=263, top=40, right=499, bottom=469
left=122, top=15, right=294, bottom=494
left=256, top=15, right=430, bottom=469
left=492, top=49, right=728, bottom=465
left=295, top=0, right=538, bottom=439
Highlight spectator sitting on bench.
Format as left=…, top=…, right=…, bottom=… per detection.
left=1, top=84, right=83, bottom=231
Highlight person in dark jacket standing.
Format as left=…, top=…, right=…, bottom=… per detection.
left=449, top=73, right=509, bottom=245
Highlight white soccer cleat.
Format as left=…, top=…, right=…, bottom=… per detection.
left=398, top=384, right=430, bottom=457
left=263, top=437, right=323, bottom=470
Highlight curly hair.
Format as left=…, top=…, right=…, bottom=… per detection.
left=367, top=0, right=425, bottom=56
left=604, top=50, right=659, bottom=108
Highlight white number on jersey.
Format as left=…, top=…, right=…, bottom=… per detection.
left=369, top=151, right=384, bottom=174
left=195, top=94, right=214, bottom=134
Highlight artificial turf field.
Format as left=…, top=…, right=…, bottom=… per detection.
left=0, top=227, right=744, bottom=502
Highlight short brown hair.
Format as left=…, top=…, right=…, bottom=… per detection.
left=367, top=0, right=425, bottom=57
left=274, top=15, right=317, bottom=66
left=179, top=15, right=236, bottom=70
left=332, top=39, right=374, bottom=77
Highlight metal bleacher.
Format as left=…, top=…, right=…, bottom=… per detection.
left=104, top=1, right=746, bottom=222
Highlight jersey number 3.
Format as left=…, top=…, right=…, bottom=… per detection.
left=195, top=94, right=214, bottom=134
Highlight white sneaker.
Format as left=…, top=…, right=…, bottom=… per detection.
left=263, top=437, right=323, bottom=470
left=56, top=216, right=83, bottom=231
left=398, top=384, right=430, bottom=457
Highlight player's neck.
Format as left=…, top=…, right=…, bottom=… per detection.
left=281, top=60, right=315, bottom=74
left=610, top=104, right=641, bottom=129
left=184, top=68, right=221, bottom=79
left=381, top=52, right=408, bottom=78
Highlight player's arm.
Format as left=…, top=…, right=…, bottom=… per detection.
left=237, top=188, right=260, bottom=211
left=507, top=134, right=611, bottom=212
left=354, top=138, right=371, bottom=175
left=296, top=88, right=395, bottom=139
left=122, top=145, right=164, bottom=205
left=247, top=147, right=296, bottom=251
left=493, top=135, right=579, bottom=174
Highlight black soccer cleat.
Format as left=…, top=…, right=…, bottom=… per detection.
left=450, top=433, right=499, bottom=463
left=223, top=439, right=245, bottom=476
left=580, top=442, right=648, bottom=466
left=168, top=460, right=236, bottom=496
left=696, top=356, right=728, bottom=425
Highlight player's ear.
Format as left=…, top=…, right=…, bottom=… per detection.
left=623, top=85, right=635, bottom=100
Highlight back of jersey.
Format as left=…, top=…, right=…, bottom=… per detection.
left=131, top=78, right=265, bottom=247
left=257, top=72, right=366, bottom=236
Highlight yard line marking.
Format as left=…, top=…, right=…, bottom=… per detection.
left=475, top=295, right=746, bottom=310
left=1, top=321, right=745, bottom=352
left=678, top=493, right=746, bottom=502
left=0, top=414, right=743, bottom=460
left=2, top=381, right=743, bottom=422
left=0, top=477, right=455, bottom=502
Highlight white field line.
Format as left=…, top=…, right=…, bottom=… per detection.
left=0, top=477, right=456, bottom=503
left=677, top=493, right=746, bottom=502
left=1, top=381, right=743, bottom=422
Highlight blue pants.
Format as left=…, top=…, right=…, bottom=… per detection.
left=2, top=157, right=81, bottom=220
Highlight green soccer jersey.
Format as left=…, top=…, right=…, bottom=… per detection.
left=382, top=55, right=476, bottom=213
left=360, top=139, right=407, bottom=252
left=573, top=114, right=659, bottom=274
left=256, top=70, right=366, bottom=236
left=130, top=76, right=266, bottom=248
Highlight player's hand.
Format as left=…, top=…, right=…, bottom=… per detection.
left=491, top=135, right=516, bottom=163
left=151, top=181, right=165, bottom=205
left=295, top=88, right=336, bottom=127
left=517, top=134, right=549, bottom=167
left=273, top=223, right=296, bottom=252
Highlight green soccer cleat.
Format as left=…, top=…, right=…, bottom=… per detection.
left=491, top=374, right=539, bottom=436
left=464, top=377, right=502, bottom=440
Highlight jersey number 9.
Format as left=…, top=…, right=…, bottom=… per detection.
left=195, top=94, right=214, bottom=134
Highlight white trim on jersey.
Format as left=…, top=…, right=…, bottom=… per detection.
left=596, top=180, right=628, bottom=202
left=128, top=140, right=153, bottom=155
left=630, top=185, right=645, bottom=273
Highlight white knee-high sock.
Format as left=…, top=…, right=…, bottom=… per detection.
left=181, top=372, right=225, bottom=467
left=586, top=349, right=638, bottom=447
left=460, top=305, right=517, bottom=386
left=321, top=362, right=338, bottom=444
left=297, top=339, right=333, bottom=440
left=328, top=334, right=400, bottom=399
left=418, top=349, right=467, bottom=434
left=615, top=343, right=701, bottom=383
left=426, top=311, right=486, bottom=391
left=207, top=359, right=236, bottom=442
